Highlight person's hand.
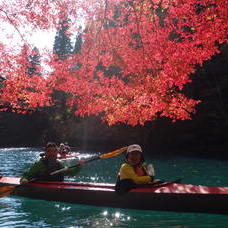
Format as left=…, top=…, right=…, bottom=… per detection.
left=20, top=178, right=28, bottom=184
left=152, top=179, right=162, bottom=184
left=146, top=164, right=155, bottom=176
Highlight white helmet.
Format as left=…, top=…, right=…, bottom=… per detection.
left=126, top=144, right=142, bottom=154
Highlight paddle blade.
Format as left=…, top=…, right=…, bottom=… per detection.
left=99, top=146, right=128, bottom=159
left=0, top=185, right=17, bottom=198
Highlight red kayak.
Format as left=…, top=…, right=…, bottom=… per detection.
left=56, top=152, right=80, bottom=166
left=57, top=152, right=79, bottom=159
left=1, top=176, right=228, bottom=214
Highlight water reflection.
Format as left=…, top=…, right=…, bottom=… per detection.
left=1, top=194, right=228, bottom=228
left=0, top=196, right=134, bottom=228
left=75, top=209, right=133, bottom=228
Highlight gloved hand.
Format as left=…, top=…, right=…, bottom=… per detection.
left=20, top=178, right=28, bottom=184
left=146, top=164, right=155, bottom=176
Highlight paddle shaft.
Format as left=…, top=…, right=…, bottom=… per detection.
left=71, top=156, right=100, bottom=168
left=51, top=156, right=100, bottom=175
left=50, top=146, right=127, bottom=176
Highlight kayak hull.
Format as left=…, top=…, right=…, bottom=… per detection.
left=1, top=177, right=228, bottom=214
left=14, top=185, right=228, bottom=214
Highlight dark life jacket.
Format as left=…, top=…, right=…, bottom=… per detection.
left=40, top=158, right=64, bottom=181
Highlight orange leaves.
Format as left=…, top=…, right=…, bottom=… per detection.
left=1, top=74, right=52, bottom=110
left=161, top=94, right=201, bottom=121
left=112, top=49, right=128, bottom=69
left=0, top=45, right=52, bottom=111
left=0, top=0, right=227, bottom=125
left=70, top=0, right=227, bottom=125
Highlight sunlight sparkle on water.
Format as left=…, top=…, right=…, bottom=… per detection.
left=90, top=175, right=99, bottom=181
left=114, top=212, right=120, bottom=218
left=61, top=206, right=71, bottom=211
left=102, top=210, right=108, bottom=216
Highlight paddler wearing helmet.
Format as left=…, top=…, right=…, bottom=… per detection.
left=20, top=142, right=84, bottom=183
left=115, top=144, right=160, bottom=194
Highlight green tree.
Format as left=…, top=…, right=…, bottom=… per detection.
left=53, top=18, right=73, bottom=60
left=27, top=47, right=41, bottom=77
left=50, top=16, right=81, bottom=142
left=73, top=32, right=82, bottom=54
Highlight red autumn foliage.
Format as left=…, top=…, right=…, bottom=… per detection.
left=0, top=0, right=227, bottom=125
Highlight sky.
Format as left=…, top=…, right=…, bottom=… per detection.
left=28, top=30, right=56, bottom=50
left=0, top=24, right=57, bottom=76
left=1, top=24, right=55, bottom=53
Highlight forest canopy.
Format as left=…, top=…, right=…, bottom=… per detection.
left=0, top=0, right=227, bottom=126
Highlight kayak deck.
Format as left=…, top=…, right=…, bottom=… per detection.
left=1, top=176, right=228, bottom=214
left=1, top=176, right=228, bottom=194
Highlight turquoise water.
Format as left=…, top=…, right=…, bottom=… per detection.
left=0, top=148, right=228, bottom=228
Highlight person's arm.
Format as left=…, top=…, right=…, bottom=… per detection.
left=63, top=160, right=85, bottom=176
left=20, top=161, right=45, bottom=182
left=119, top=163, right=152, bottom=184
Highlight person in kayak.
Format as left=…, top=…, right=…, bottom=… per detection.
left=115, top=144, right=160, bottom=194
left=20, top=142, right=84, bottom=183
left=59, top=142, right=71, bottom=155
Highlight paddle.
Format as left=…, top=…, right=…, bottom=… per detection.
left=0, top=185, right=18, bottom=197
left=0, top=176, right=39, bottom=198
left=0, top=146, right=127, bottom=198
left=50, top=146, right=128, bottom=175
